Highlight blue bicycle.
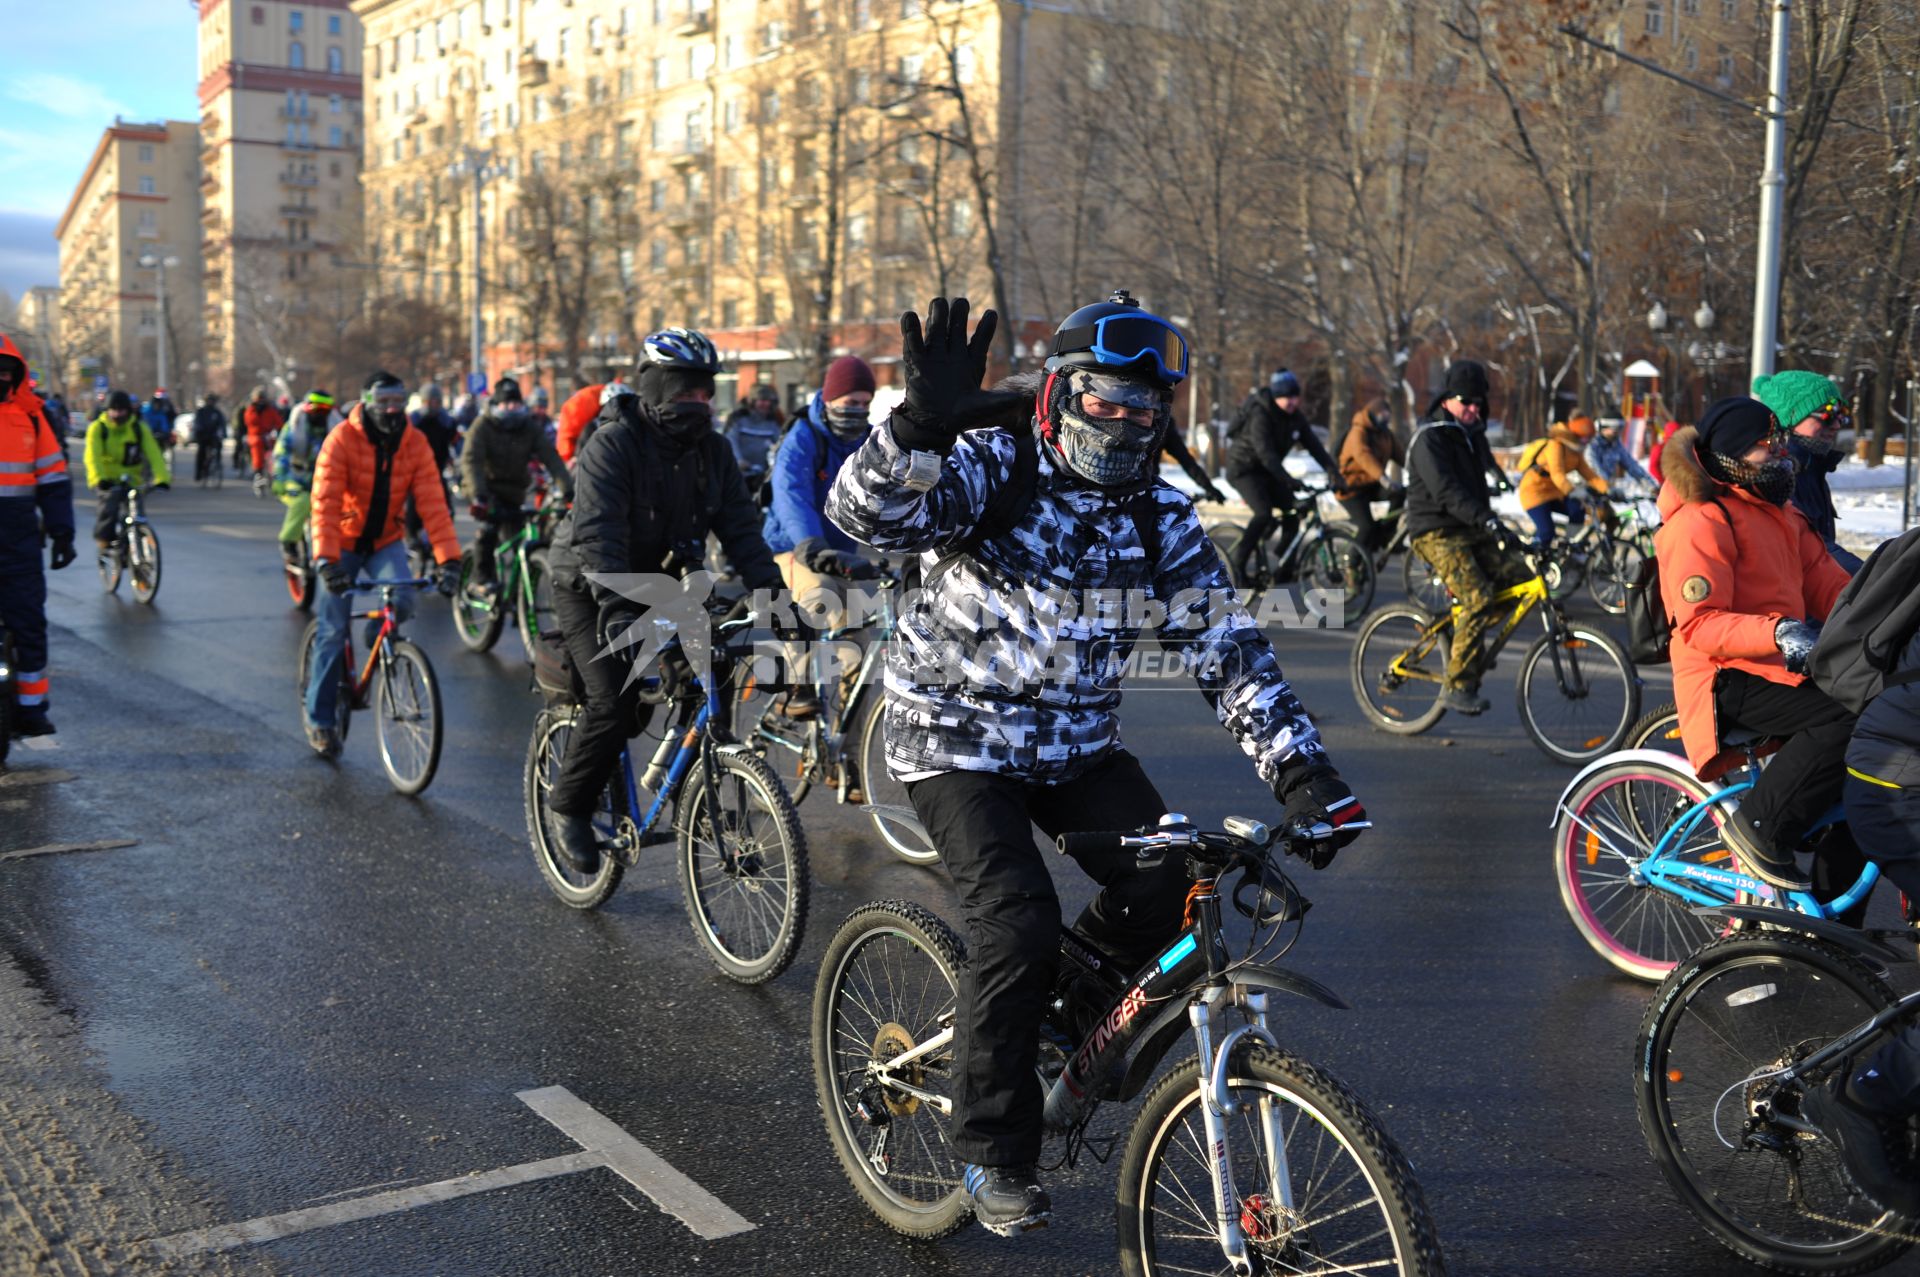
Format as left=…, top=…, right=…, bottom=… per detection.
left=522, top=604, right=809, bottom=984
left=1552, top=739, right=1871, bottom=981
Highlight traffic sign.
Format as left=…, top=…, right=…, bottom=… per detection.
left=467, top=372, right=488, bottom=395
left=93, top=374, right=109, bottom=392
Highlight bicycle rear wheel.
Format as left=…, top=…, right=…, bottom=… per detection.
left=675, top=747, right=809, bottom=983
left=1516, top=625, right=1639, bottom=765
left=296, top=617, right=352, bottom=743
left=1118, top=1045, right=1446, bottom=1277
left=1637, top=934, right=1912, bottom=1273
left=1207, top=522, right=1246, bottom=580
left=857, top=695, right=937, bottom=865
left=375, top=640, right=442, bottom=795
left=1588, top=541, right=1642, bottom=615
left=733, top=667, right=816, bottom=806
left=452, top=549, right=506, bottom=652
left=1350, top=605, right=1449, bottom=735
left=286, top=537, right=315, bottom=612
left=523, top=707, right=625, bottom=909
left=1626, top=700, right=1685, bottom=755
left=1554, top=759, right=1739, bottom=980
left=1300, top=529, right=1375, bottom=625
left=811, top=900, right=971, bottom=1239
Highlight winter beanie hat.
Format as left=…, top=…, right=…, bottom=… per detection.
left=821, top=355, right=876, bottom=402
left=1751, top=369, right=1842, bottom=430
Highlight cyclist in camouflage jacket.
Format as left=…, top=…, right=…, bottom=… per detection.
left=825, top=293, right=1366, bottom=1238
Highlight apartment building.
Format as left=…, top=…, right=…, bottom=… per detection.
left=53, top=120, right=205, bottom=398
left=197, top=0, right=367, bottom=396
left=350, top=0, right=1091, bottom=405
left=12, top=288, right=63, bottom=388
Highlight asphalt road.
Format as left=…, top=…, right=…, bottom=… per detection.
left=4, top=474, right=1914, bottom=1276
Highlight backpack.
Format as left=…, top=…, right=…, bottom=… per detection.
left=1628, top=497, right=1732, bottom=667
left=531, top=629, right=583, bottom=705
left=1808, top=526, right=1920, bottom=713
left=924, top=428, right=1164, bottom=587
left=1222, top=390, right=1271, bottom=441
left=1518, top=437, right=1555, bottom=479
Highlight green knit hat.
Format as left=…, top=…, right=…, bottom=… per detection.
left=1751, top=369, right=1842, bottom=429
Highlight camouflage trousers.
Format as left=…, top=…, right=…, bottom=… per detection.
left=1410, top=528, right=1533, bottom=690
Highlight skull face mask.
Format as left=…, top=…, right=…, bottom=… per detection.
left=1049, top=370, right=1171, bottom=488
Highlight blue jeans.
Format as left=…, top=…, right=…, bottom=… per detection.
left=1525, top=496, right=1584, bottom=549
left=305, top=540, right=414, bottom=730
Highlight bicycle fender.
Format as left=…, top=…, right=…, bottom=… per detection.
left=1692, top=906, right=1914, bottom=967
left=1550, top=748, right=1698, bottom=829
left=1115, top=965, right=1349, bottom=1103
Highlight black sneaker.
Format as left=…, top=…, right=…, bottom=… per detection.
left=552, top=811, right=602, bottom=875
left=1441, top=685, right=1490, bottom=715
left=1720, top=813, right=1813, bottom=891
left=1802, top=1079, right=1920, bottom=1217
left=12, top=712, right=55, bottom=738
left=963, top=1164, right=1051, bottom=1237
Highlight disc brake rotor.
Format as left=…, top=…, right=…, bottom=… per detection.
left=871, top=1022, right=924, bottom=1116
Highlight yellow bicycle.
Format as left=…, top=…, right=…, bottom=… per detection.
left=1349, top=553, right=1640, bottom=765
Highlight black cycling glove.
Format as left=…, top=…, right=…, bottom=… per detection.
left=48, top=531, right=75, bottom=571
left=893, top=296, right=1027, bottom=451
left=1273, top=765, right=1368, bottom=869
left=319, top=560, right=353, bottom=595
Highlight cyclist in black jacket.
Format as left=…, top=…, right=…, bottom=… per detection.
left=1223, top=370, right=1340, bottom=587
left=543, top=329, right=784, bottom=874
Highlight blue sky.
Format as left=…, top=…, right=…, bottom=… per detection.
left=0, top=2, right=200, bottom=300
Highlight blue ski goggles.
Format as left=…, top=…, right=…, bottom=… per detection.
left=1050, top=313, right=1190, bottom=384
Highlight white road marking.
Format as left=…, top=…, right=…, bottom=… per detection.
left=17, top=735, right=59, bottom=752
left=151, top=1152, right=600, bottom=1256
left=1, top=839, right=139, bottom=862
left=517, top=1086, right=756, bottom=1240
left=149, top=1086, right=754, bottom=1258
left=199, top=525, right=270, bottom=540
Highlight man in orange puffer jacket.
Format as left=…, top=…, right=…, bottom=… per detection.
left=1654, top=397, right=1854, bottom=893
left=303, top=371, right=462, bottom=757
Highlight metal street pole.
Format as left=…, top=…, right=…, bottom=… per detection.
left=470, top=157, right=485, bottom=388
left=1904, top=378, right=1915, bottom=531
left=155, top=262, right=169, bottom=392
left=1750, top=0, right=1791, bottom=381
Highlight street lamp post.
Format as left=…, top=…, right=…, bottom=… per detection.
left=448, top=146, right=505, bottom=394
left=137, top=253, right=182, bottom=392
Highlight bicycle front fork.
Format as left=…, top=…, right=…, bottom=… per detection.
left=1191, top=987, right=1288, bottom=1275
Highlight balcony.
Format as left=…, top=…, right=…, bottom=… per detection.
left=280, top=170, right=319, bottom=187
left=281, top=203, right=316, bottom=217
left=664, top=199, right=709, bottom=232
left=876, top=239, right=919, bottom=267
left=518, top=56, right=549, bottom=88
left=785, top=190, right=821, bottom=210
left=667, top=263, right=708, bottom=292
left=879, top=161, right=928, bottom=189
left=280, top=136, right=318, bottom=152
left=280, top=105, right=317, bottom=120
left=671, top=7, right=712, bottom=36
left=666, top=137, right=709, bottom=169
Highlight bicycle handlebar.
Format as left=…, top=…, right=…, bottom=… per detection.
left=347, top=577, right=434, bottom=592
left=1055, top=817, right=1372, bottom=866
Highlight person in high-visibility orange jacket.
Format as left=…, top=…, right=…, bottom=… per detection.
left=243, top=385, right=283, bottom=477
left=0, top=335, right=76, bottom=736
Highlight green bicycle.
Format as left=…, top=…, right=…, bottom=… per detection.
left=452, top=505, right=559, bottom=661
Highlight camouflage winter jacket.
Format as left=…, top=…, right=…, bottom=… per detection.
left=825, top=415, right=1329, bottom=785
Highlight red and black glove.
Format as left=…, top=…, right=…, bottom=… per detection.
left=1274, top=766, right=1368, bottom=868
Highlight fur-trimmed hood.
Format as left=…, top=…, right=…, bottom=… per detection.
left=1655, top=425, right=1727, bottom=514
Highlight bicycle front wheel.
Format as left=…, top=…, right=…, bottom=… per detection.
left=1515, top=624, right=1639, bottom=765
left=675, top=747, right=809, bottom=983
left=375, top=640, right=442, bottom=795
left=1350, top=605, right=1449, bottom=735
left=1118, top=1045, right=1447, bottom=1277
left=857, top=695, right=937, bottom=865
left=812, top=900, right=970, bottom=1239
left=1554, top=758, right=1739, bottom=980
left=129, top=524, right=161, bottom=604
left=97, top=541, right=123, bottom=594
left=523, top=707, right=625, bottom=909
left=1207, top=521, right=1246, bottom=580
left=515, top=547, right=555, bottom=664
left=1637, top=934, right=1911, bottom=1274
left=1300, top=529, right=1375, bottom=625
left=1588, top=540, right=1642, bottom=615
left=452, top=549, right=506, bottom=652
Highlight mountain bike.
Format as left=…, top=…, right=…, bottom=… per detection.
left=1206, top=487, right=1376, bottom=622
left=296, top=577, right=443, bottom=795
left=195, top=442, right=223, bottom=489
left=1534, top=491, right=1654, bottom=615
left=733, top=563, right=936, bottom=866
left=1636, top=913, right=1920, bottom=1272
left=97, top=482, right=162, bottom=605
left=1350, top=541, right=1639, bottom=764
left=283, top=530, right=316, bottom=612
left=1550, top=730, right=1870, bottom=980
left=452, top=505, right=559, bottom=662
left=812, top=811, right=1447, bottom=1274
left=523, top=604, right=810, bottom=984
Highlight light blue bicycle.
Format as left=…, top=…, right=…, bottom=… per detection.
left=1552, top=737, right=1871, bottom=981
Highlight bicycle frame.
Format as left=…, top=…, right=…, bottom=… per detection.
left=747, top=578, right=899, bottom=769
left=1387, top=574, right=1552, bottom=686
left=337, top=588, right=411, bottom=707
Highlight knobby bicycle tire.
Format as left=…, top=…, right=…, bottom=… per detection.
left=1117, top=1045, right=1447, bottom=1277
left=523, top=706, right=625, bottom=909
left=452, top=548, right=506, bottom=653
left=812, top=900, right=971, bottom=1239
left=1637, top=933, right=1910, bottom=1274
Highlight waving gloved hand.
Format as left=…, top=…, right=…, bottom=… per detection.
left=48, top=531, right=76, bottom=571
left=893, top=296, right=1028, bottom=451
left=1775, top=618, right=1820, bottom=675
left=1273, top=765, right=1369, bottom=869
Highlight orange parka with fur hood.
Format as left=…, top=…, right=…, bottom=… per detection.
left=1652, top=426, right=1851, bottom=781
